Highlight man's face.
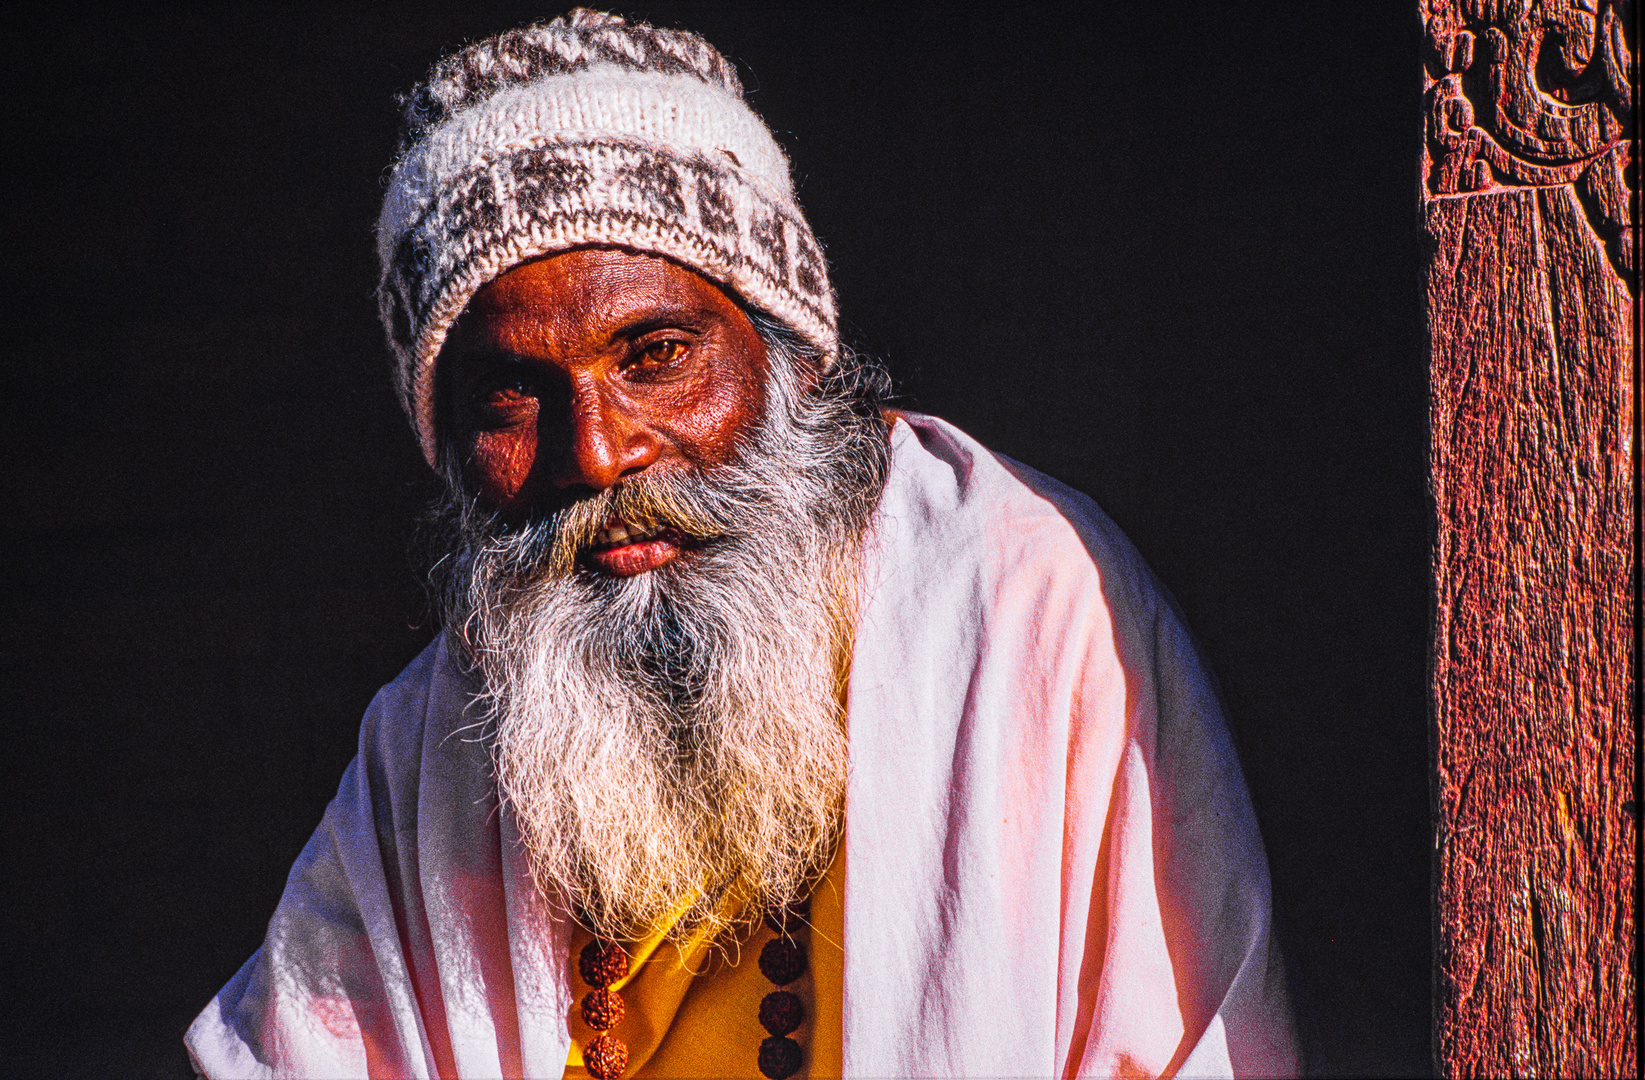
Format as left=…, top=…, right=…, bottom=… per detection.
left=442, top=247, right=771, bottom=576
left=422, top=245, right=890, bottom=941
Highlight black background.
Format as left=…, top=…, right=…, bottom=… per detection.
left=0, top=3, right=1430, bottom=1077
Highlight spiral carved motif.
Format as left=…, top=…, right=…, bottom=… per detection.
left=1423, top=0, right=1636, bottom=285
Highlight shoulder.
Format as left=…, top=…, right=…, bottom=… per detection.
left=353, top=632, right=481, bottom=821
left=360, top=633, right=463, bottom=740
left=881, top=411, right=1169, bottom=634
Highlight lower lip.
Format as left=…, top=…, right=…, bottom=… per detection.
left=587, top=534, right=685, bottom=576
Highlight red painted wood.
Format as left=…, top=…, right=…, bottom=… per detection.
left=1423, top=3, right=1637, bottom=1077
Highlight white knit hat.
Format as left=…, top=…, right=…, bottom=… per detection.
left=376, top=10, right=838, bottom=467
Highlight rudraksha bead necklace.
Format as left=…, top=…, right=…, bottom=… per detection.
left=578, top=938, right=630, bottom=1080
left=575, top=896, right=814, bottom=1080
left=756, top=897, right=811, bottom=1080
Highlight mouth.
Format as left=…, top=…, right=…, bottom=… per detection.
left=584, top=520, right=690, bottom=577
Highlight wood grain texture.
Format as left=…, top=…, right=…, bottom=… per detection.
left=1424, top=3, right=1637, bottom=1077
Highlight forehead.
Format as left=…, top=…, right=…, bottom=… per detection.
left=459, top=248, right=748, bottom=343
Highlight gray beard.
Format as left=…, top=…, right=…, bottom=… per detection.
left=423, top=342, right=889, bottom=942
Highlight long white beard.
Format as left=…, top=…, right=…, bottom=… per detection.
left=426, top=344, right=888, bottom=943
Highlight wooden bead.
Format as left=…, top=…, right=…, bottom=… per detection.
left=581, top=988, right=624, bottom=1031
left=758, top=990, right=804, bottom=1036
left=584, top=1032, right=629, bottom=1080
left=757, top=1035, right=803, bottom=1079
left=762, top=896, right=812, bottom=935
left=579, top=939, right=629, bottom=988
left=758, top=937, right=807, bottom=986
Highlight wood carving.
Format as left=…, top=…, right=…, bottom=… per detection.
left=1423, top=2, right=1637, bottom=1077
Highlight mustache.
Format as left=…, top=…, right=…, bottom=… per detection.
left=487, top=463, right=766, bottom=581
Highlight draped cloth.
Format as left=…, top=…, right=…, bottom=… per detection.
left=186, top=413, right=1299, bottom=1079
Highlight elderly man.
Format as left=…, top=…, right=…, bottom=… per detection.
left=187, top=11, right=1297, bottom=1079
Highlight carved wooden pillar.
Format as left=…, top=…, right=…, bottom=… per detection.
left=1423, top=2, right=1637, bottom=1076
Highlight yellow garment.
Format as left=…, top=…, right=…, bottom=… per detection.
left=565, top=838, right=844, bottom=1079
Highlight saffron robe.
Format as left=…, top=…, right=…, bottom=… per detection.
left=559, top=841, right=845, bottom=1078
left=186, top=413, right=1300, bottom=1078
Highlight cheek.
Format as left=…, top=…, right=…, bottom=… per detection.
left=468, top=428, right=538, bottom=508
left=682, top=359, right=769, bottom=463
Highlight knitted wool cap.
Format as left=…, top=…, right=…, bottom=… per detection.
left=377, top=9, right=838, bottom=466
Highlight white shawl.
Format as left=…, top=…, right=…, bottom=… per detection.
left=187, top=413, right=1298, bottom=1078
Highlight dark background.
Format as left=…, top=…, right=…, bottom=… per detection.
left=0, top=3, right=1430, bottom=1077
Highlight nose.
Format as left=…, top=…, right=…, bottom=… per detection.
left=550, top=382, right=662, bottom=492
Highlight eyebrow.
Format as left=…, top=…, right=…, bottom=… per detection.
left=611, top=312, right=712, bottom=340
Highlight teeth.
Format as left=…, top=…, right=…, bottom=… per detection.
left=594, top=522, right=662, bottom=548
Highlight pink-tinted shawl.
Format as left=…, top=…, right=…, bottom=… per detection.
left=187, top=414, right=1298, bottom=1078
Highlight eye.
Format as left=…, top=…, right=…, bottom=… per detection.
left=633, top=338, right=689, bottom=369
left=484, top=374, right=535, bottom=401
left=470, top=368, right=540, bottom=421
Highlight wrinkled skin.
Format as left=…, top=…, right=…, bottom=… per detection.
left=440, top=247, right=773, bottom=575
